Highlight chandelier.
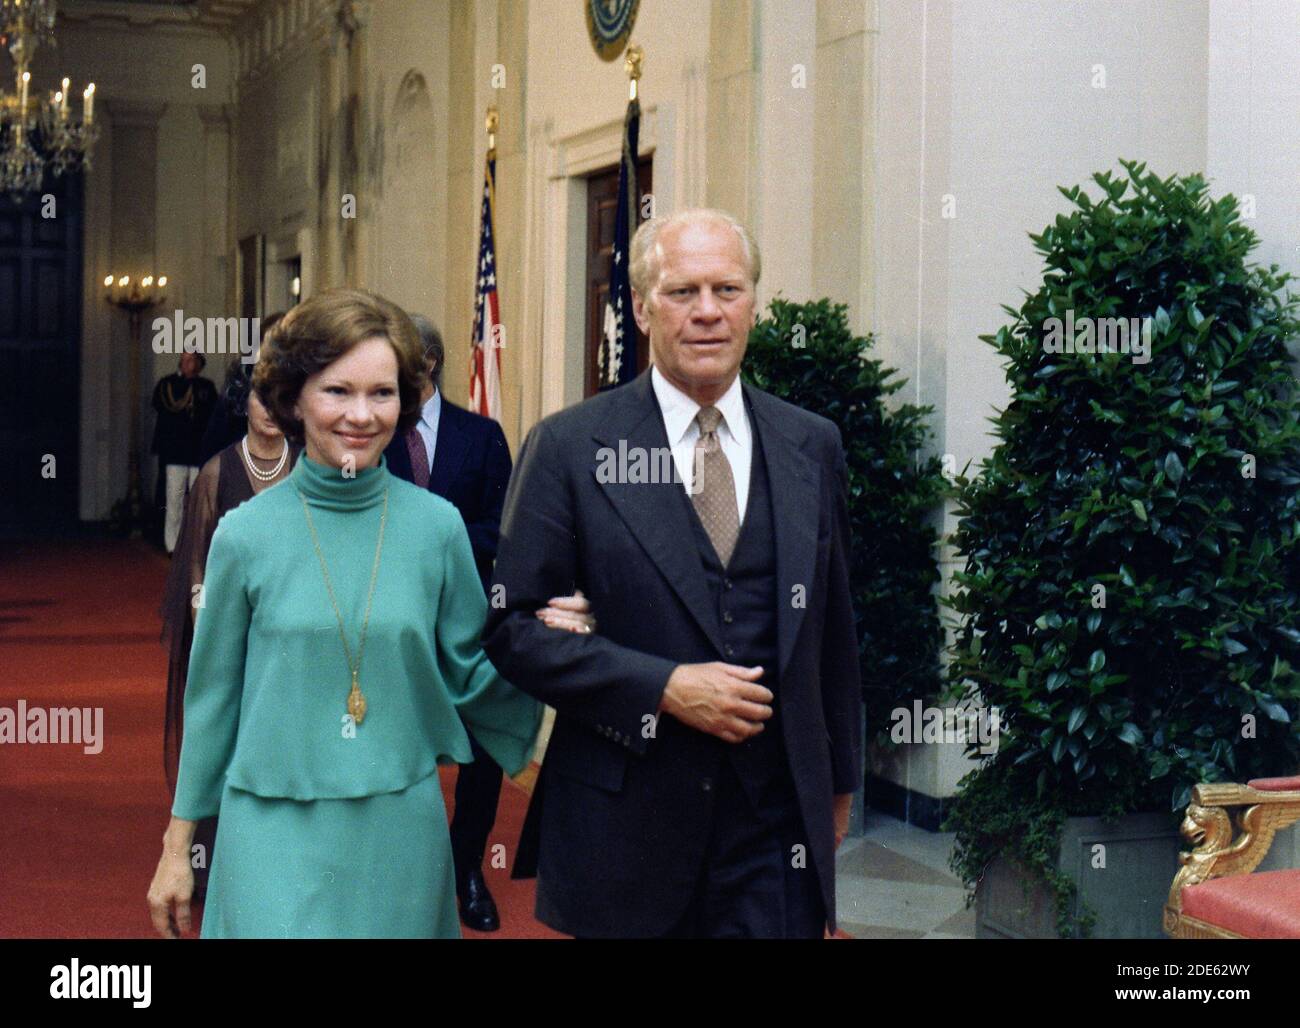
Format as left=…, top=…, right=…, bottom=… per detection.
left=0, top=0, right=96, bottom=203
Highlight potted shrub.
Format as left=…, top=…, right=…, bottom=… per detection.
left=744, top=297, right=947, bottom=753
left=944, top=160, right=1300, bottom=937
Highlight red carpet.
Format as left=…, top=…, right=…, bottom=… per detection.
left=0, top=538, right=559, bottom=938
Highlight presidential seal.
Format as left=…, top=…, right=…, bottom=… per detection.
left=586, top=0, right=640, bottom=61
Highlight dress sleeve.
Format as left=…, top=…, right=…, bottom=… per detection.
left=171, top=515, right=251, bottom=820
left=434, top=512, right=542, bottom=777
left=160, top=454, right=222, bottom=796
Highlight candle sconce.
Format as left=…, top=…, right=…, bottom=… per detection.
left=103, top=271, right=169, bottom=535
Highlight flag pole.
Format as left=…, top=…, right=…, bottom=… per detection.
left=626, top=43, right=642, bottom=101
left=484, top=104, right=497, bottom=233
left=597, top=46, right=644, bottom=391
left=470, top=104, right=503, bottom=421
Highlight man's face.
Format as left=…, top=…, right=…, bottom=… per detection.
left=632, top=220, right=756, bottom=401
left=179, top=353, right=201, bottom=378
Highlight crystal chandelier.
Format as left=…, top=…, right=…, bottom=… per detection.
left=0, top=0, right=96, bottom=203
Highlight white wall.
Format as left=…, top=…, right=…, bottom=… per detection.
left=871, top=0, right=1215, bottom=806
left=524, top=0, right=711, bottom=151
left=876, top=0, right=1210, bottom=495
left=1206, top=0, right=1300, bottom=277
left=362, top=0, right=450, bottom=325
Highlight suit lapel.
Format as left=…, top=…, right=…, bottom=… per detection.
left=384, top=431, right=413, bottom=483
left=745, top=383, right=819, bottom=678
left=593, top=372, right=728, bottom=657
left=429, top=400, right=471, bottom=498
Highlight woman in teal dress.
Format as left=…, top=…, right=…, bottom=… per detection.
left=147, top=288, right=571, bottom=938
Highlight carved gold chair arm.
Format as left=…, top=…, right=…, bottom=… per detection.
left=1163, top=778, right=1300, bottom=937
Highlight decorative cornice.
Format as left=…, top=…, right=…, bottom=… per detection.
left=61, top=0, right=259, bottom=33
left=230, top=0, right=371, bottom=87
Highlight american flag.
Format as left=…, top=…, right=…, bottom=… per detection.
left=597, top=94, right=641, bottom=390
left=469, top=153, right=502, bottom=420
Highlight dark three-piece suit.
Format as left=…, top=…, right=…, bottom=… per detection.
left=482, top=369, right=863, bottom=938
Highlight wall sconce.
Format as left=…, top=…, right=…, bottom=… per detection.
left=103, top=270, right=171, bottom=533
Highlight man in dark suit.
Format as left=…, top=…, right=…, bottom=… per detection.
left=383, top=315, right=513, bottom=931
left=483, top=209, right=863, bottom=938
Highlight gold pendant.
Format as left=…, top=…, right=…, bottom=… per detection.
left=348, top=671, right=367, bottom=725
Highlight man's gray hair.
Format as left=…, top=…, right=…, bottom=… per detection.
left=409, top=313, right=444, bottom=388
left=628, top=207, right=761, bottom=300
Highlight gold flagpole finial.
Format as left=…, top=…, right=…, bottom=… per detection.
left=625, top=44, right=643, bottom=103
left=486, top=105, right=499, bottom=158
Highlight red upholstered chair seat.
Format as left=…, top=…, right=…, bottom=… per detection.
left=1181, top=869, right=1300, bottom=938
left=1247, top=776, right=1300, bottom=792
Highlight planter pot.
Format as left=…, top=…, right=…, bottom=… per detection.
left=976, top=812, right=1182, bottom=938
left=975, top=808, right=1300, bottom=938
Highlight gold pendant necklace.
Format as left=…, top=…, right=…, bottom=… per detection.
left=297, top=486, right=389, bottom=725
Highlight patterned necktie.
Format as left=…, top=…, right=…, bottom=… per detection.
left=691, top=405, right=740, bottom=566
left=405, top=427, right=430, bottom=489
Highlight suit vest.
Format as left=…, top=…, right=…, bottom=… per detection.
left=676, top=406, right=797, bottom=818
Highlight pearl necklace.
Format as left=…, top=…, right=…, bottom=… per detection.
left=242, top=436, right=290, bottom=481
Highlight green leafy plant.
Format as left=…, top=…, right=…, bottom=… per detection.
left=944, top=159, right=1300, bottom=936
left=744, top=297, right=947, bottom=739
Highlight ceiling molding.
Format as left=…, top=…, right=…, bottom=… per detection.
left=61, top=0, right=261, bottom=34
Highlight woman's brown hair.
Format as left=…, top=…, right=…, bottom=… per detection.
left=252, top=288, right=425, bottom=443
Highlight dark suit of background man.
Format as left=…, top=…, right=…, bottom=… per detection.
left=483, top=209, right=863, bottom=938
left=383, top=314, right=513, bottom=932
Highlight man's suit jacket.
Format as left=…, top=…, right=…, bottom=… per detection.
left=482, top=369, right=863, bottom=937
left=384, top=397, right=512, bottom=591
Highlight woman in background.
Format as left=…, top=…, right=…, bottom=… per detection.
left=197, top=312, right=285, bottom=464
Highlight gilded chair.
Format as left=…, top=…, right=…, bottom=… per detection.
left=1165, top=777, right=1300, bottom=938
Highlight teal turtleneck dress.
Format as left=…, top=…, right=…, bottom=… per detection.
left=171, top=452, right=542, bottom=938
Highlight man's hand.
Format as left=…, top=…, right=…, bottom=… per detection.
left=659, top=662, right=772, bottom=744
left=534, top=589, right=596, bottom=634
left=833, top=793, right=852, bottom=849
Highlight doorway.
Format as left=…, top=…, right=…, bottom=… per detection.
left=0, top=172, right=84, bottom=535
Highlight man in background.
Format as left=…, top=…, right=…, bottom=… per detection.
left=383, top=314, right=513, bottom=931
left=151, top=351, right=217, bottom=554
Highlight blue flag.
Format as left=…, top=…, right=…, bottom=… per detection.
left=597, top=96, right=640, bottom=390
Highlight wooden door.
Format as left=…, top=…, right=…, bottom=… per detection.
left=0, top=173, right=83, bottom=535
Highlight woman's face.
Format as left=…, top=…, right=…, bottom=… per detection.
left=245, top=389, right=282, bottom=441
left=293, top=335, right=400, bottom=470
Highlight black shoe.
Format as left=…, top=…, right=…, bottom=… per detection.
left=457, top=868, right=500, bottom=932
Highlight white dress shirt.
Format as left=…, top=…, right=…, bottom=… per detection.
left=413, top=388, right=441, bottom=476
left=650, top=365, right=752, bottom=522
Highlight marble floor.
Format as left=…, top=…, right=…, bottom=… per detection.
left=835, top=814, right=976, bottom=938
